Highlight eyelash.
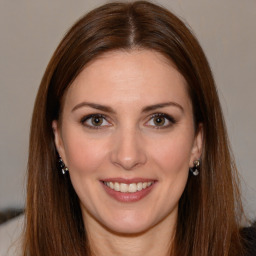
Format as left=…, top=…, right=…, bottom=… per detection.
left=80, top=114, right=110, bottom=129
left=80, top=113, right=176, bottom=129
left=146, top=113, right=176, bottom=129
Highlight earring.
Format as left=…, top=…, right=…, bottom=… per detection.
left=58, top=155, right=69, bottom=175
left=190, top=160, right=200, bottom=176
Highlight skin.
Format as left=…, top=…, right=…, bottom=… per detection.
left=53, top=50, right=203, bottom=256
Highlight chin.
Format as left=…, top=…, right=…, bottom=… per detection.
left=104, top=222, right=153, bottom=236
left=98, top=212, right=159, bottom=235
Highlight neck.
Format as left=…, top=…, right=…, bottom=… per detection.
left=84, top=212, right=176, bottom=256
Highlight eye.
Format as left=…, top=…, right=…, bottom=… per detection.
left=146, top=113, right=176, bottom=128
left=81, top=114, right=111, bottom=129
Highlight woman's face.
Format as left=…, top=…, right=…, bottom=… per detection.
left=53, top=50, right=202, bottom=235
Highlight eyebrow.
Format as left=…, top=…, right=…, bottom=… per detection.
left=142, top=102, right=184, bottom=113
left=72, top=102, right=115, bottom=113
left=71, top=101, right=184, bottom=113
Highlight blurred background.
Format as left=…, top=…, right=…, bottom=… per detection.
left=0, top=0, right=255, bottom=220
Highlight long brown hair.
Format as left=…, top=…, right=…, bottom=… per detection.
left=23, top=1, right=245, bottom=255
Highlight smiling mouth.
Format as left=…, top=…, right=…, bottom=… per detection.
left=103, top=181, right=154, bottom=193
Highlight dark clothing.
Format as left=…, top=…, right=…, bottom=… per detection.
left=241, top=223, right=256, bottom=256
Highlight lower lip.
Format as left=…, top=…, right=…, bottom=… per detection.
left=101, top=182, right=156, bottom=202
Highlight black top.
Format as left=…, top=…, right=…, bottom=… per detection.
left=241, top=223, right=256, bottom=256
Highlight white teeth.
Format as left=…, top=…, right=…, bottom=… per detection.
left=104, top=181, right=154, bottom=193
left=120, top=183, right=128, bottom=192
left=128, top=183, right=137, bottom=193
left=114, top=182, right=120, bottom=191
left=137, top=182, right=143, bottom=191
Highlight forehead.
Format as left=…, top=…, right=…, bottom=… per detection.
left=63, top=49, right=190, bottom=111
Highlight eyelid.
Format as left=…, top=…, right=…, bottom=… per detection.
left=80, top=114, right=112, bottom=129
left=145, top=113, right=176, bottom=128
left=80, top=112, right=176, bottom=129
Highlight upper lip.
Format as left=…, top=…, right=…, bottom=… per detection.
left=100, top=177, right=156, bottom=184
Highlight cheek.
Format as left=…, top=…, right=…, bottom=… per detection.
left=150, top=132, right=193, bottom=176
left=63, top=130, right=107, bottom=175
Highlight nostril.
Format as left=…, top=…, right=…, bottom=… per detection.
left=109, top=131, right=147, bottom=170
left=111, top=152, right=147, bottom=170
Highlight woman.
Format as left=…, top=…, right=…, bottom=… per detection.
left=22, top=1, right=255, bottom=255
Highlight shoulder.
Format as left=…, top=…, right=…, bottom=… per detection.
left=240, top=222, right=256, bottom=256
left=0, top=214, right=24, bottom=256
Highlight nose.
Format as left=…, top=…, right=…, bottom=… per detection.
left=110, top=127, right=147, bottom=170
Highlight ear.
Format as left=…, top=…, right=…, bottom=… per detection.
left=52, top=120, right=67, bottom=163
left=189, top=123, right=203, bottom=167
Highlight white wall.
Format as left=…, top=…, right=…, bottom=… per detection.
left=0, top=0, right=255, bottom=219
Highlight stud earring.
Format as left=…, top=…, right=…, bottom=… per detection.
left=190, top=160, right=200, bottom=176
left=58, top=155, right=69, bottom=175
